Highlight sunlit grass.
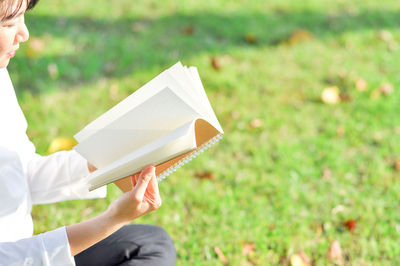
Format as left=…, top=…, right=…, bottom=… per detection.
left=12, top=0, right=400, bottom=264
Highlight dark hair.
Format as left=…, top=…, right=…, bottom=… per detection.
left=1, top=0, right=39, bottom=21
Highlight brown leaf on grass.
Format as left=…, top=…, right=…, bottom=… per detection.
left=343, top=219, right=356, bottom=232
left=47, top=137, right=78, bottom=154
left=339, top=93, right=352, bottom=102
left=322, top=168, right=332, bottom=181
left=231, top=111, right=240, bottom=119
left=242, top=242, right=256, bottom=256
left=285, top=29, right=314, bottom=46
left=195, top=171, right=215, bottom=180
left=316, top=223, right=323, bottom=237
left=249, top=119, right=262, bottom=129
left=355, top=78, right=367, bottom=92
left=377, top=29, right=393, bottom=42
left=290, top=252, right=311, bottom=266
left=336, top=126, right=345, bottom=137
left=393, top=158, right=400, bottom=171
left=214, top=246, right=228, bottom=265
left=321, top=86, right=340, bottom=104
left=328, top=240, right=343, bottom=263
left=370, top=89, right=381, bottom=99
left=182, top=26, right=195, bottom=35
left=379, top=83, right=394, bottom=96
left=211, top=57, right=221, bottom=70
left=245, top=33, right=257, bottom=44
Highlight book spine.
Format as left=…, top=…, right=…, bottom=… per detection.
left=157, top=134, right=223, bottom=182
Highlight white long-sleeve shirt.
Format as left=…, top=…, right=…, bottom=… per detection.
left=0, top=68, right=106, bottom=265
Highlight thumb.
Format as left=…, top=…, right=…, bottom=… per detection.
left=132, top=165, right=155, bottom=201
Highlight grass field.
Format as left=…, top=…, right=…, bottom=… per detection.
left=12, top=0, right=400, bottom=264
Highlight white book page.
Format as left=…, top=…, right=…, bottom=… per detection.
left=87, top=119, right=198, bottom=190
left=166, top=63, right=207, bottom=117
left=74, top=87, right=201, bottom=168
left=188, top=67, right=224, bottom=133
left=75, top=62, right=205, bottom=142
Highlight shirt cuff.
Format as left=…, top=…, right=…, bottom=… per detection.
left=39, top=226, right=75, bottom=266
left=68, top=150, right=107, bottom=199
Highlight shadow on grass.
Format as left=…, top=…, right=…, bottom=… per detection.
left=10, top=8, right=400, bottom=94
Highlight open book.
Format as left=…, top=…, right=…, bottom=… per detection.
left=73, top=62, right=223, bottom=192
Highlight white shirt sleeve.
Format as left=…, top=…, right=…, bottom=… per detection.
left=26, top=150, right=106, bottom=205
left=0, top=227, right=75, bottom=266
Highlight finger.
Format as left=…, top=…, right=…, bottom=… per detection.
left=144, top=174, right=162, bottom=207
left=130, top=173, right=141, bottom=187
left=132, top=165, right=155, bottom=201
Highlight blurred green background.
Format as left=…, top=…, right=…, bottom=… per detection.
left=12, top=0, right=400, bottom=265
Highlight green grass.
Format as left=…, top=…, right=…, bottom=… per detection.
left=12, top=0, right=400, bottom=264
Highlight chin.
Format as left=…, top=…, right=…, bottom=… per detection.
left=0, top=59, right=10, bottom=68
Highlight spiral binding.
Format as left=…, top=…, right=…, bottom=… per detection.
left=157, top=134, right=223, bottom=182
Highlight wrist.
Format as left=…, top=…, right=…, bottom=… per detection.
left=104, top=203, right=129, bottom=227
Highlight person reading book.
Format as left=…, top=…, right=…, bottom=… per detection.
left=0, top=0, right=176, bottom=265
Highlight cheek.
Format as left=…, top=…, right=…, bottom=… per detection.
left=0, top=30, right=14, bottom=54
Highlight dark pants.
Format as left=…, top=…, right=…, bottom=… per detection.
left=74, top=224, right=176, bottom=266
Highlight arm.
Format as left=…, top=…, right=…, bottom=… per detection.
left=0, top=227, right=75, bottom=265
left=26, top=150, right=106, bottom=204
left=66, top=165, right=161, bottom=256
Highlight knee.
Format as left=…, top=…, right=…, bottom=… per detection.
left=148, top=225, right=176, bottom=263
left=126, top=224, right=176, bottom=265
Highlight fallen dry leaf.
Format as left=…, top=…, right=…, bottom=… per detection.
left=316, top=223, right=323, bottom=237
left=290, top=252, right=311, bottom=266
left=339, top=93, right=352, bottom=102
left=231, top=111, right=240, bottom=119
left=336, top=126, right=345, bottom=137
left=211, top=57, right=221, bottom=70
left=328, top=240, right=343, bottom=263
left=214, top=246, right=228, bottom=265
left=182, top=26, right=195, bottom=35
left=195, top=171, right=215, bottom=180
left=245, top=33, right=257, bottom=44
left=355, top=78, right=367, bottom=92
left=285, top=29, right=313, bottom=46
left=393, top=158, right=400, bottom=171
left=322, top=168, right=332, bottom=181
left=47, top=137, right=78, bottom=154
left=343, top=219, right=356, bottom=232
left=242, top=242, right=256, bottom=256
left=321, top=86, right=340, bottom=104
left=249, top=119, right=262, bottom=129
left=379, top=83, right=394, bottom=96
left=378, top=29, right=393, bottom=42
left=370, top=89, right=381, bottom=99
